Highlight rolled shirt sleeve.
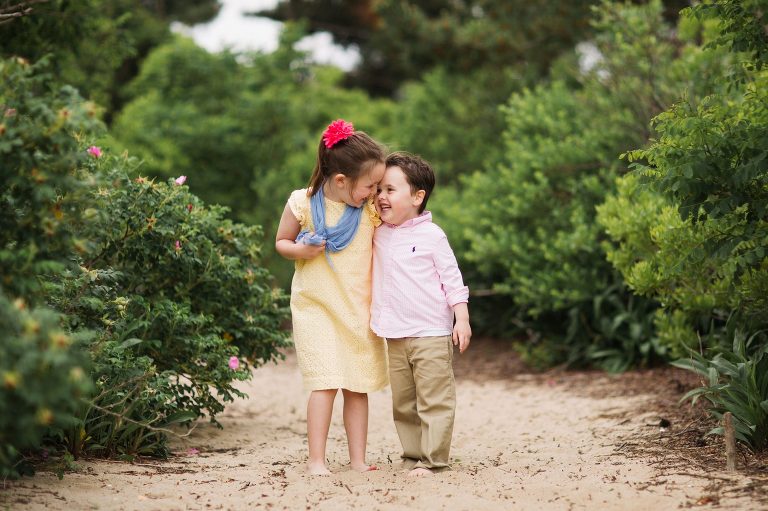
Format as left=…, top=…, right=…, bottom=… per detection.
left=434, top=234, right=469, bottom=307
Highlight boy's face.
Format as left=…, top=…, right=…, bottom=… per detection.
left=376, top=166, right=423, bottom=226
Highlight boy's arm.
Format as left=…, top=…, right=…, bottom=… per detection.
left=452, top=302, right=471, bottom=353
left=433, top=234, right=471, bottom=352
left=275, top=202, right=325, bottom=260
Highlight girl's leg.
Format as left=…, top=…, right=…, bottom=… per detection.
left=307, top=388, right=338, bottom=474
left=341, top=389, right=374, bottom=472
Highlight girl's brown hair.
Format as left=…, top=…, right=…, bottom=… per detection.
left=307, top=130, right=385, bottom=196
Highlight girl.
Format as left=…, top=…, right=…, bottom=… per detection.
left=275, top=119, right=388, bottom=475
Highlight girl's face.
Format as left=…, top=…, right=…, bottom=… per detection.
left=376, top=166, right=423, bottom=226
left=345, top=162, right=385, bottom=207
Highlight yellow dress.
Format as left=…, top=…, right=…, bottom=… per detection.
left=288, top=188, right=388, bottom=392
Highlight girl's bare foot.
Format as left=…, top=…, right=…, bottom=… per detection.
left=408, top=467, right=433, bottom=477
left=351, top=463, right=378, bottom=472
left=307, top=462, right=331, bottom=475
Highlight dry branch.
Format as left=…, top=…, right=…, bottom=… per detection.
left=724, top=412, right=737, bottom=471
left=0, top=0, right=50, bottom=25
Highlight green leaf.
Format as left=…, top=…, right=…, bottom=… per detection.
left=116, top=338, right=143, bottom=351
left=160, top=410, right=198, bottom=426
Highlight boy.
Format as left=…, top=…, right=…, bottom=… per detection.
left=371, top=151, right=471, bottom=476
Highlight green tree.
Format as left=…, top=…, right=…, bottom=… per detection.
left=0, top=0, right=220, bottom=119
left=450, top=1, right=723, bottom=368
left=688, top=0, right=768, bottom=71
left=259, top=0, right=602, bottom=95
left=387, top=66, right=513, bottom=186
left=113, top=28, right=398, bottom=285
left=597, top=0, right=768, bottom=449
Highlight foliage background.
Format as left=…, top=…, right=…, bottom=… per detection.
left=2, top=0, right=767, bottom=474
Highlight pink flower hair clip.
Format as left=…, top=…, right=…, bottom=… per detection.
left=322, top=119, right=355, bottom=148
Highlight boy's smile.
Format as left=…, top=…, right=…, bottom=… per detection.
left=376, top=166, right=423, bottom=226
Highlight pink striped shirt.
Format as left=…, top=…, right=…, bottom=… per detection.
left=371, top=212, right=469, bottom=338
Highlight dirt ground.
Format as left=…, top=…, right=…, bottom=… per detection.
left=2, top=338, right=767, bottom=510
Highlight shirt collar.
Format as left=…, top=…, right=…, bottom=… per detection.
left=386, top=211, right=432, bottom=228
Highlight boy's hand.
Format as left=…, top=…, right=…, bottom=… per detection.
left=452, top=319, right=472, bottom=354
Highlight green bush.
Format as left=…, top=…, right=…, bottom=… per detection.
left=112, top=29, right=398, bottom=286
left=686, top=0, right=768, bottom=73
left=600, top=3, right=768, bottom=448
left=673, top=330, right=768, bottom=451
left=446, top=1, right=705, bottom=367
left=0, top=291, right=92, bottom=478
left=42, top=156, right=290, bottom=458
left=61, top=332, right=198, bottom=458
left=604, top=70, right=768, bottom=352
left=390, top=66, right=514, bottom=186
left=2, top=54, right=290, bottom=463
left=45, top=159, right=290, bottom=447
left=597, top=173, right=707, bottom=358
left=0, top=56, right=101, bottom=300
left=445, top=1, right=738, bottom=368
left=0, top=55, right=99, bottom=478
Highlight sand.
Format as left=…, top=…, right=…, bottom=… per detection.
left=2, top=339, right=764, bottom=510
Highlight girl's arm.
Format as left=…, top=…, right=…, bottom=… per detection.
left=275, top=202, right=326, bottom=260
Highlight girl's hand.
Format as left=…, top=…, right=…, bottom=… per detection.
left=276, top=203, right=326, bottom=261
left=295, top=234, right=326, bottom=259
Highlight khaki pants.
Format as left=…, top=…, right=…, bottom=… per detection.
left=387, top=335, right=456, bottom=470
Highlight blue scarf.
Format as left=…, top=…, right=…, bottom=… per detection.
left=296, top=184, right=364, bottom=266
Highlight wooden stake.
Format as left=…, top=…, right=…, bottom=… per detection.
left=724, top=412, right=736, bottom=471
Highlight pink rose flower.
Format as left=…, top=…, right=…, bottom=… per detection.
left=228, top=356, right=239, bottom=370
left=87, top=146, right=102, bottom=158
left=322, top=119, right=355, bottom=148
left=175, top=240, right=181, bottom=251
left=174, top=175, right=187, bottom=186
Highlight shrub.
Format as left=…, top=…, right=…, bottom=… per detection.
left=2, top=54, right=290, bottom=462
left=448, top=1, right=700, bottom=367
left=0, top=55, right=98, bottom=477
left=112, top=30, right=399, bottom=286
left=673, top=330, right=768, bottom=451
left=601, top=3, right=768, bottom=448
left=0, top=291, right=91, bottom=478
left=0, top=56, right=101, bottom=301
left=603, top=70, right=768, bottom=352
left=46, top=159, right=290, bottom=450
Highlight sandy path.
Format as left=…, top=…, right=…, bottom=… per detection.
left=2, top=340, right=762, bottom=510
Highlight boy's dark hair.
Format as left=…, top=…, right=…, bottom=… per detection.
left=385, top=152, right=435, bottom=214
